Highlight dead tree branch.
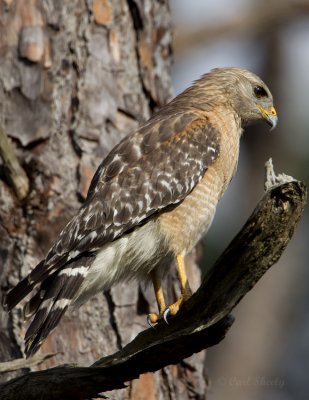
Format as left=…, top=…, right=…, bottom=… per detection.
left=0, top=354, right=58, bottom=374
left=0, top=161, right=306, bottom=400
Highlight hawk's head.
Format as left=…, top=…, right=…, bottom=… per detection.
left=208, top=67, right=278, bottom=130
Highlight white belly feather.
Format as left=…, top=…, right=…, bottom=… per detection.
left=73, top=219, right=168, bottom=306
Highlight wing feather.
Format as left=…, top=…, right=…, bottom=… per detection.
left=51, top=111, right=220, bottom=256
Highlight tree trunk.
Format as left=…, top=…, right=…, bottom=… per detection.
left=0, top=1, right=207, bottom=398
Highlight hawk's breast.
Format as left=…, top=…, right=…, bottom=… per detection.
left=158, top=109, right=241, bottom=255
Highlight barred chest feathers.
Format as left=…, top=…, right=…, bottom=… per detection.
left=158, top=109, right=241, bottom=255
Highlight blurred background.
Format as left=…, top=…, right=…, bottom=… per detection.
left=170, top=0, right=309, bottom=399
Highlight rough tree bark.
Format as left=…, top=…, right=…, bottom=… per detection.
left=0, top=1, right=207, bottom=398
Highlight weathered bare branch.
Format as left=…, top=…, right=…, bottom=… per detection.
left=0, top=162, right=306, bottom=400
left=0, top=353, right=58, bottom=374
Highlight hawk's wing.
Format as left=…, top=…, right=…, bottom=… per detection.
left=4, top=110, right=220, bottom=309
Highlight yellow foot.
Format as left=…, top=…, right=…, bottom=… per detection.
left=147, top=312, right=160, bottom=326
left=147, top=293, right=191, bottom=327
left=163, top=293, right=191, bottom=323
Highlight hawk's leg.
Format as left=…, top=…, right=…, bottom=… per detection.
left=164, top=254, right=192, bottom=319
left=147, top=255, right=192, bottom=325
left=148, top=269, right=167, bottom=324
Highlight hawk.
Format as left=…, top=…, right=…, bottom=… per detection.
left=3, top=67, right=277, bottom=357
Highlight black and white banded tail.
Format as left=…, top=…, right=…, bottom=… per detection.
left=3, top=256, right=92, bottom=358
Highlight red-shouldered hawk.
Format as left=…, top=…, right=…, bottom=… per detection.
left=3, top=67, right=277, bottom=357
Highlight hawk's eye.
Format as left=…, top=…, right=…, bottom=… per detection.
left=254, top=86, right=268, bottom=99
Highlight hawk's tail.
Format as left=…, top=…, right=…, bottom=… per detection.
left=3, top=255, right=69, bottom=312
left=24, top=258, right=90, bottom=358
left=2, top=260, right=46, bottom=312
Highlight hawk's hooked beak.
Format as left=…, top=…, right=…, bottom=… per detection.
left=258, top=105, right=278, bottom=130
